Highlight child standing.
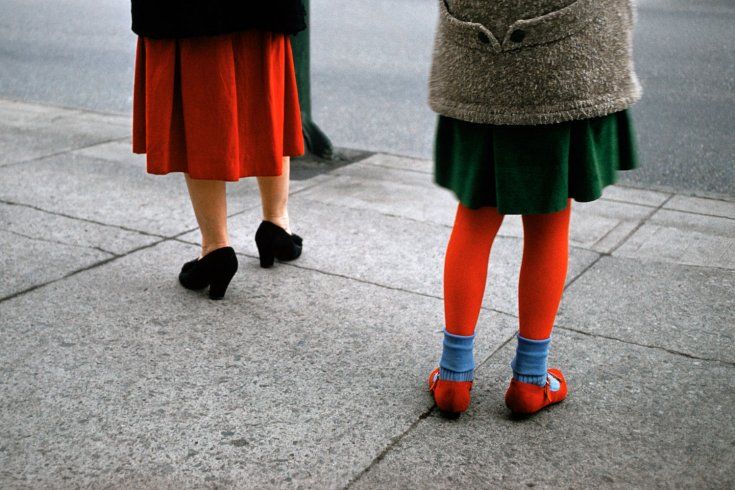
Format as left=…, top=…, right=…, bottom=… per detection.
left=427, top=0, right=641, bottom=415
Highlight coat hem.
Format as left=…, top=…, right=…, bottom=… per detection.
left=429, top=93, right=642, bottom=126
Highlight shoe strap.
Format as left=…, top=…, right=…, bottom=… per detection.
left=544, top=372, right=561, bottom=400
left=429, top=370, right=440, bottom=392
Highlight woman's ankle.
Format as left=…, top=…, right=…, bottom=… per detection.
left=201, top=241, right=230, bottom=257
left=263, top=214, right=290, bottom=233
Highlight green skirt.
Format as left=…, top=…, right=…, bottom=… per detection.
left=434, top=110, right=640, bottom=215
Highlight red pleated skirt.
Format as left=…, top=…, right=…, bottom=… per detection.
left=133, top=31, right=305, bottom=181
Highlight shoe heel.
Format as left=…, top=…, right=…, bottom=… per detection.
left=259, top=252, right=275, bottom=268
left=257, top=243, right=275, bottom=268
left=209, top=269, right=236, bottom=300
left=255, top=221, right=302, bottom=268
left=208, top=250, right=238, bottom=300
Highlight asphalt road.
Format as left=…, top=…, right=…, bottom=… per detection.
left=0, top=0, right=732, bottom=196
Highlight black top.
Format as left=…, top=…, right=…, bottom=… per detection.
left=131, top=1, right=307, bottom=39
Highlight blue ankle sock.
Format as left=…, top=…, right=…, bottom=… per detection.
left=511, top=334, right=552, bottom=387
left=439, top=330, right=475, bottom=382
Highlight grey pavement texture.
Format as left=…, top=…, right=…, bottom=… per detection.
left=1, top=99, right=734, bottom=488
left=0, top=0, right=733, bottom=197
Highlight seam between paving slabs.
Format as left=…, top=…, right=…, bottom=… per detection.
left=0, top=228, right=116, bottom=256
left=0, top=217, right=219, bottom=304
left=365, top=162, right=433, bottom=176
left=563, top=254, right=604, bottom=292
left=0, top=195, right=270, bottom=243
left=289, top=174, right=340, bottom=197
left=0, top=96, right=130, bottom=119
left=344, top=334, right=517, bottom=489
left=590, top=220, right=636, bottom=250
left=604, top=194, right=674, bottom=256
left=556, top=325, right=735, bottom=367
left=344, top=407, right=437, bottom=489
left=0, top=136, right=131, bottom=169
left=599, top=256, right=735, bottom=273
left=0, top=238, right=168, bottom=304
left=0, top=199, right=166, bottom=239
left=659, top=210, right=735, bottom=222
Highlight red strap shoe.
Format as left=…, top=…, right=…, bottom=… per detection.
left=428, top=367, right=473, bottom=416
left=504, top=368, right=568, bottom=415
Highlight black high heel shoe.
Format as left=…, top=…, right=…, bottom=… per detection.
left=254, top=221, right=303, bottom=268
left=178, top=246, right=238, bottom=300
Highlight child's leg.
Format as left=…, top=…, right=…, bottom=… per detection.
left=518, top=201, right=571, bottom=341
left=431, top=203, right=504, bottom=414
left=445, top=204, right=505, bottom=337
left=506, top=200, right=572, bottom=414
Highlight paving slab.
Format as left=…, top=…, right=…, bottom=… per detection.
left=360, top=153, right=434, bottom=174
left=0, top=150, right=325, bottom=238
left=180, top=197, right=600, bottom=319
left=570, top=198, right=655, bottom=222
left=299, top=172, right=458, bottom=227
left=557, top=256, right=735, bottom=363
left=615, top=226, right=735, bottom=270
left=352, top=330, right=735, bottom=489
left=615, top=209, right=735, bottom=269
left=72, top=138, right=139, bottom=165
left=0, top=151, right=204, bottom=237
left=0, top=202, right=160, bottom=298
left=0, top=201, right=159, bottom=256
left=664, top=195, right=735, bottom=219
left=0, top=228, right=111, bottom=299
left=0, top=99, right=129, bottom=166
left=600, top=184, right=671, bottom=207
left=0, top=239, right=516, bottom=488
left=648, top=208, right=735, bottom=237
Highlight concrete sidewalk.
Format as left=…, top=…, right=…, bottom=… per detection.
left=0, top=98, right=733, bottom=488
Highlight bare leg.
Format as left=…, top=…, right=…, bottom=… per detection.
left=257, top=157, right=292, bottom=233
left=184, top=175, right=229, bottom=257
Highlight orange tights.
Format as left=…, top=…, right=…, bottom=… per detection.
left=444, top=201, right=572, bottom=340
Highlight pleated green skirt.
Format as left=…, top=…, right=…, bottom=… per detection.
left=434, top=110, right=640, bottom=215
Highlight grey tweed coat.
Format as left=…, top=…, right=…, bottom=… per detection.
left=428, top=0, right=642, bottom=125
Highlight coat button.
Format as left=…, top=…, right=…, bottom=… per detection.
left=510, top=29, right=526, bottom=43
left=478, top=32, right=490, bottom=44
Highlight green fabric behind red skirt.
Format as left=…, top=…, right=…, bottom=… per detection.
left=434, top=110, right=640, bottom=215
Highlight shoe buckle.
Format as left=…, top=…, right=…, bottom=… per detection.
left=429, top=371, right=440, bottom=391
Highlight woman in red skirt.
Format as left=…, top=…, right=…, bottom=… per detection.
left=131, top=1, right=307, bottom=299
